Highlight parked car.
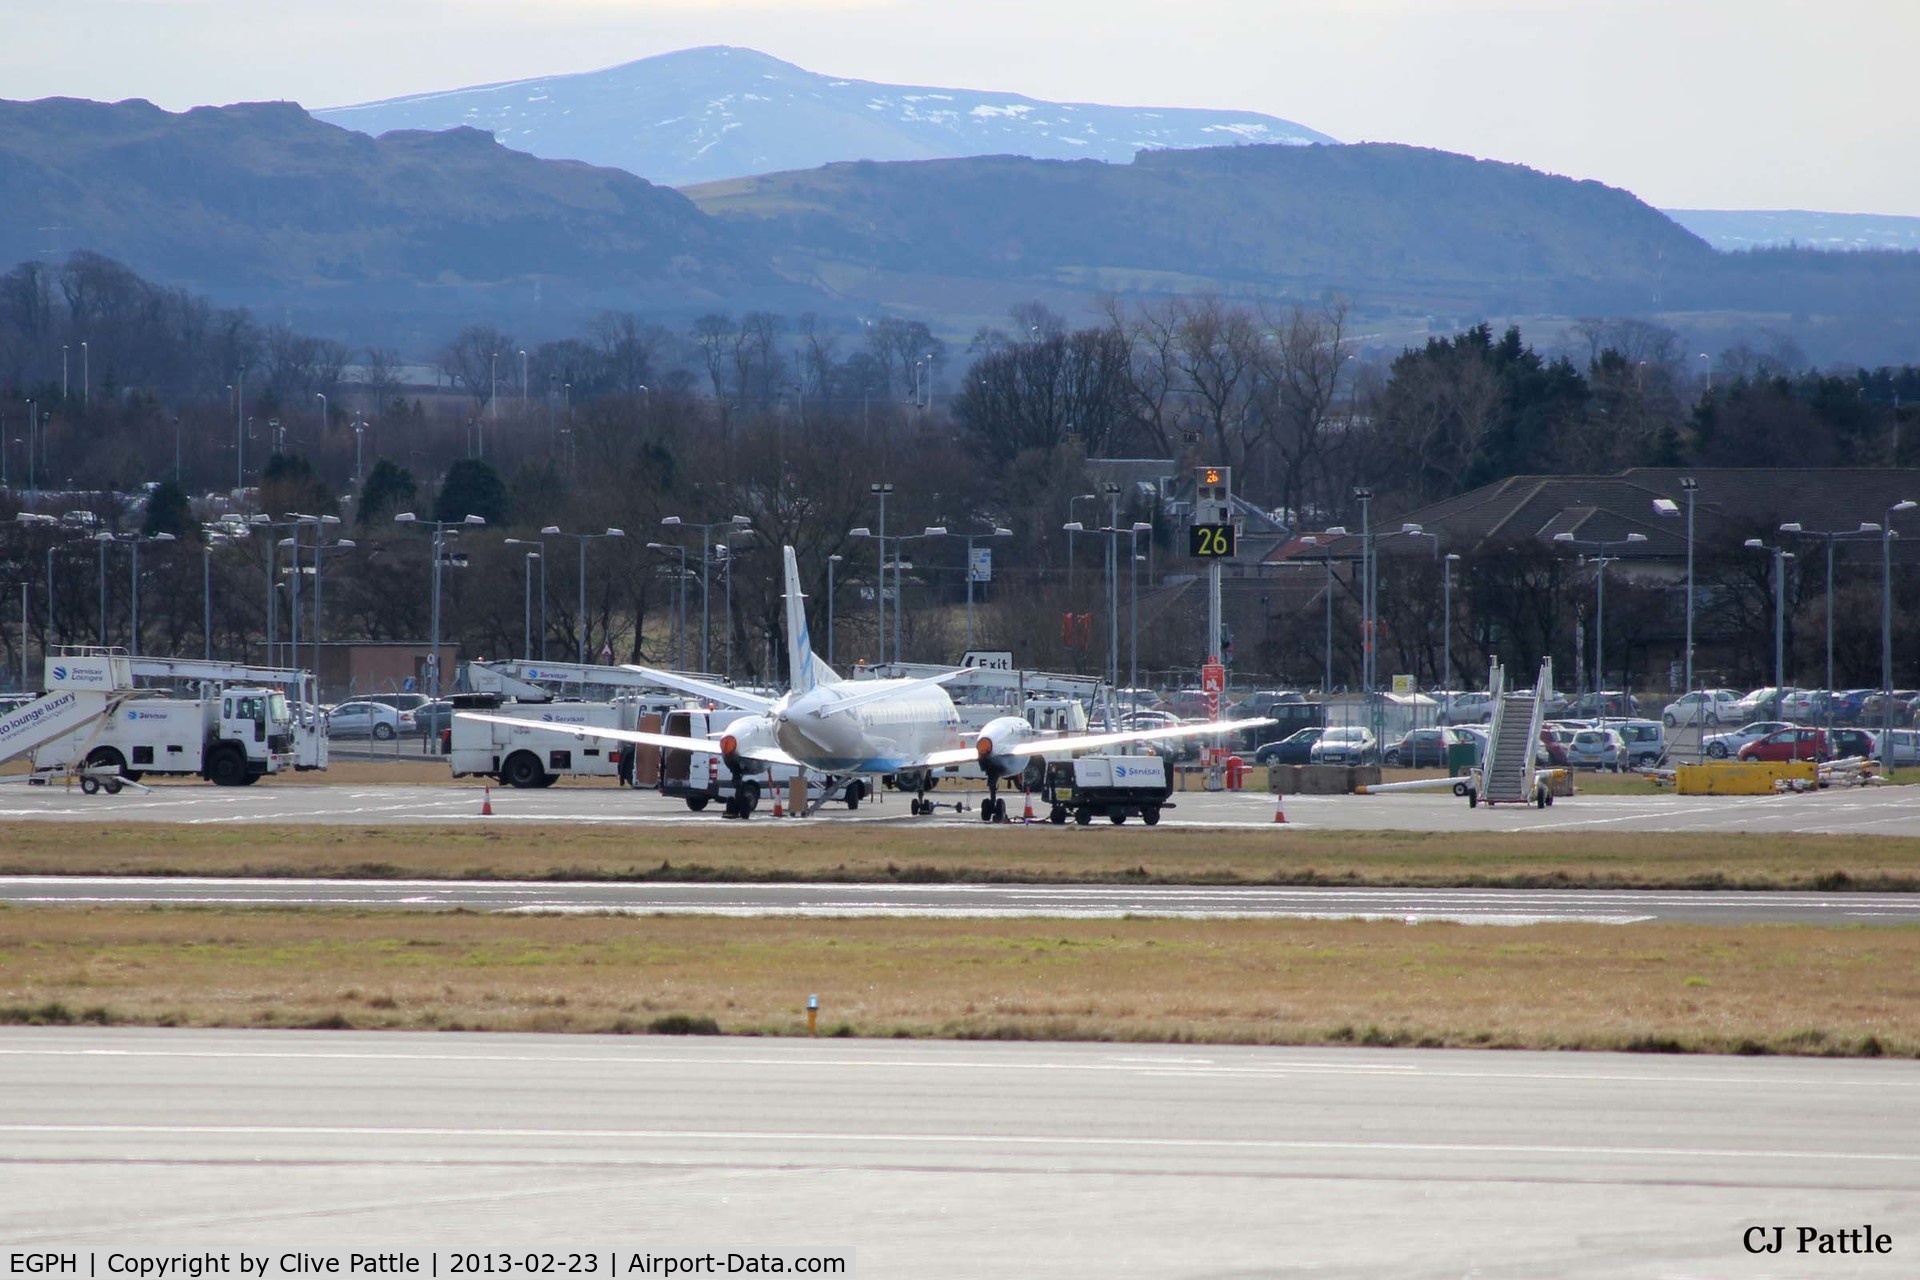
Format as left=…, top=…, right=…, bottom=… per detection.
left=1571, top=691, right=1640, bottom=718
left=1229, top=690, right=1308, bottom=719
left=1452, top=724, right=1489, bottom=766
left=325, top=700, right=412, bottom=740
left=1661, top=689, right=1741, bottom=727
left=1832, top=689, right=1876, bottom=723
left=1534, top=727, right=1569, bottom=767
left=1162, top=689, right=1215, bottom=720
left=1600, top=718, right=1666, bottom=767
left=1565, top=727, right=1627, bottom=770
left=1384, top=727, right=1461, bottom=768
left=1860, top=691, right=1920, bottom=727
left=1727, top=687, right=1797, bottom=722
left=1701, top=720, right=1795, bottom=759
left=1310, top=726, right=1377, bottom=766
left=413, top=700, right=456, bottom=738
left=1738, top=726, right=1828, bottom=762
left=1433, top=691, right=1495, bottom=725
left=1879, top=729, right=1920, bottom=766
left=1254, top=727, right=1325, bottom=766
left=1828, top=727, right=1877, bottom=760
left=368, top=692, right=431, bottom=714
left=1779, top=689, right=1836, bottom=721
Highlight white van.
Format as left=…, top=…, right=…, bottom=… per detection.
left=1600, top=717, right=1665, bottom=766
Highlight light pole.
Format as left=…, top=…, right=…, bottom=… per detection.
left=1299, top=529, right=1345, bottom=695
left=202, top=539, right=222, bottom=660
left=395, top=512, right=486, bottom=701
left=233, top=370, right=245, bottom=491
left=660, top=515, right=750, bottom=674
left=489, top=352, right=499, bottom=437
left=296, top=514, right=348, bottom=685
left=353, top=418, right=366, bottom=485
left=62, top=346, right=68, bottom=400
left=944, top=525, right=1012, bottom=653
left=24, top=399, right=33, bottom=496
left=314, top=392, right=327, bottom=449
left=827, top=553, right=842, bottom=667
left=506, top=536, right=552, bottom=661
left=1127, top=521, right=1152, bottom=696
left=518, top=350, right=528, bottom=414
left=1553, top=531, right=1648, bottom=700
left=80, top=341, right=88, bottom=406
left=1780, top=521, right=1881, bottom=726
left=1102, top=482, right=1121, bottom=693
left=1744, top=539, right=1794, bottom=692
left=646, top=542, right=689, bottom=670
left=519, top=551, right=540, bottom=660
left=1653, top=479, right=1700, bottom=722
left=96, top=532, right=175, bottom=654
left=545, top=527, right=627, bottom=664
left=1396, top=522, right=1443, bottom=689
left=870, top=483, right=892, bottom=664
left=1883, top=502, right=1916, bottom=773
left=894, top=526, right=947, bottom=665
left=1066, top=492, right=1097, bottom=607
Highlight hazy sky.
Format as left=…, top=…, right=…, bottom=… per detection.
left=8, top=0, right=1917, bottom=214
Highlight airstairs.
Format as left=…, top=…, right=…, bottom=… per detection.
left=1471, top=658, right=1554, bottom=808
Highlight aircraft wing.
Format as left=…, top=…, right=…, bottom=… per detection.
left=611, top=664, right=775, bottom=713
left=998, top=716, right=1276, bottom=756
left=454, top=711, right=802, bottom=769
left=912, top=717, right=1276, bottom=769
left=812, top=669, right=971, bottom=718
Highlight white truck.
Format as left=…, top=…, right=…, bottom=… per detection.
left=449, top=697, right=629, bottom=788
left=1039, top=754, right=1175, bottom=826
left=658, top=708, right=853, bottom=813
left=31, top=685, right=298, bottom=787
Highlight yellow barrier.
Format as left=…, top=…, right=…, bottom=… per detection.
left=1675, top=760, right=1818, bottom=796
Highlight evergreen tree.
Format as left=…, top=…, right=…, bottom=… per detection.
left=357, top=458, right=417, bottom=528
left=141, top=479, right=198, bottom=540
left=434, top=458, right=509, bottom=526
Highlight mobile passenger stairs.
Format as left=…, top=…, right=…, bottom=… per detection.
left=1463, top=658, right=1556, bottom=809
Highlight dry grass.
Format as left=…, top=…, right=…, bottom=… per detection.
left=3, top=821, right=1919, bottom=891
left=0, top=907, right=1912, bottom=1057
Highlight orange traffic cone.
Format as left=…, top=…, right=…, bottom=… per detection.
left=481, top=785, right=494, bottom=817
left=1023, top=791, right=1035, bottom=823
left=771, top=795, right=785, bottom=818
left=1272, top=790, right=1287, bottom=824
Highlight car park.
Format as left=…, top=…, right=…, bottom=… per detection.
left=1384, top=727, right=1460, bottom=768
left=1661, top=689, right=1741, bottom=726
left=1737, top=726, right=1828, bottom=762
left=1701, top=720, right=1794, bottom=759
left=325, top=700, right=411, bottom=740
left=1254, top=727, right=1324, bottom=765
left=1310, top=726, right=1377, bottom=766
left=1564, top=727, right=1626, bottom=770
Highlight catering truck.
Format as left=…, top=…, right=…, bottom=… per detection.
left=31, top=685, right=298, bottom=786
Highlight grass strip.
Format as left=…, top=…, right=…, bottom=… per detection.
left=3, top=822, right=1920, bottom=891
left=0, top=906, right=1913, bottom=1058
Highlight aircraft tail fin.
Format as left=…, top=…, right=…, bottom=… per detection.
left=783, top=545, right=840, bottom=695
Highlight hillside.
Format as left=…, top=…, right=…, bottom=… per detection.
left=686, top=143, right=1720, bottom=317
left=0, top=97, right=813, bottom=340
left=317, top=46, right=1335, bottom=188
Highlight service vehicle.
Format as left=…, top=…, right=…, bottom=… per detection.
left=658, top=707, right=844, bottom=812
left=1040, top=753, right=1174, bottom=825
left=33, top=686, right=296, bottom=787
left=449, top=696, right=627, bottom=787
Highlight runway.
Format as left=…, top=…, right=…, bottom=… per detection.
left=6, top=874, right=1920, bottom=925
left=1, top=1028, right=1914, bottom=1278
left=10, top=777, right=1920, bottom=834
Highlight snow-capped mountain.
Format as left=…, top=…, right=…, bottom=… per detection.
left=316, top=45, right=1336, bottom=188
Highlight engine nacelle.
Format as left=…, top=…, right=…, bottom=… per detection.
left=975, top=714, right=1038, bottom=783
left=716, top=712, right=778, bottom=775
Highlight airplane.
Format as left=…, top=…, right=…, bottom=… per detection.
left=457, top=545, right=1273, bottom=821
